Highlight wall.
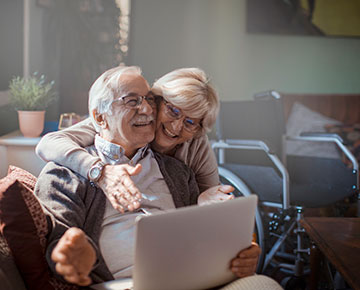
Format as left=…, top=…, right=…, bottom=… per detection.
left=0, top=0, right=45, bottom=92
left=0, top=0, right=23, bottom=135
left=28, top=0, right=45, bottom=76
left=0, top=0, right=23, bottom=92
left=0, top=0, right=56, bottom=135
left=1, top=0, right=360, bottom=134
left=128, top=0, right=360, bottom=100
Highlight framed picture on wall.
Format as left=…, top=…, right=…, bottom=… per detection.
left=246, top=0, right=360, bottom=38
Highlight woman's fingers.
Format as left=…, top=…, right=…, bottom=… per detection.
left=218, top=185, right=234, bottom=194
left=198, top=185, right=235, bottom=205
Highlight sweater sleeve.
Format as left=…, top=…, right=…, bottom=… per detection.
left=34, top=162, right=100, bottom=278
left=174, top=135, right=220, bottom=193
left=35, top=117, right=99, bottom=179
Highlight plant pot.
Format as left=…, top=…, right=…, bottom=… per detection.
left=17, top=110, right=45, bottom=137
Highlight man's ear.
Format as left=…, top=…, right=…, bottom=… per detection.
left=92, top=109, right=107, bottom=129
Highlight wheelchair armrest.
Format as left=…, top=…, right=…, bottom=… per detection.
left=299, top=132, right=344, bottom=143
left=212, top=139, right=272, bottom=153
left=286, top=134, right=359, bottom=172
left=212, top=139, right=290, bottom=210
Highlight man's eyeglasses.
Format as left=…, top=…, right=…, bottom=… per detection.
left=163, top=99, right=202, bottom=133
left=112, top=93, right=157, bottom=109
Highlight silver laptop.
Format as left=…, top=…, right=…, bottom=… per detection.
left=92, top=195, right=257, bottom=290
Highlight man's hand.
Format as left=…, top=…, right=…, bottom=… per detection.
left=97, top=163, right=143, bottom=213
left=197, top=185, right=234, bottom=206
left=230, top=242, right=261, bottom=278
left=51, top=227, right=96, bottom=286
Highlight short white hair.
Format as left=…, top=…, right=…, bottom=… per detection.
left=88, top=66, right=142, bottom=132
left=152, top=68, right=219, bottom=135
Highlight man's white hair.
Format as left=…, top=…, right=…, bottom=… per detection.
left=88, top=66, right=142, bottom=132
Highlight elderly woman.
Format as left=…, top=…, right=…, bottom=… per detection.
left=36, top=68, right=260, bottom=278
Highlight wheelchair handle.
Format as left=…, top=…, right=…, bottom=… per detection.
left=212, top=139, right=290, bottom=210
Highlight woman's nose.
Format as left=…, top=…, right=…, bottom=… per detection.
left=171, top=118, right=184, bottom=133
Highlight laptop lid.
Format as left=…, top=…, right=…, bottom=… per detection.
left=133, top=195, right=257, bottom=290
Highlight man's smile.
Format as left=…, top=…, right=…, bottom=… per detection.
left=133, top=120, right=153, bottom=127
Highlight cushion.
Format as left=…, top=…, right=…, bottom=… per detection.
left=286, top=102, right=342, bottom=159
left=0, top=166, right=78, bottom=290
left=0, top=233, right=26, bottom=289
left=325, top=123, right=360, bottom=166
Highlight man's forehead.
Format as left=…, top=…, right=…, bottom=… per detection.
left=116, top=74, right=150, bottom=95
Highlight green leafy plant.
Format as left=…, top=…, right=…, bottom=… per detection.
left=9, top=73, right=57, bottom=111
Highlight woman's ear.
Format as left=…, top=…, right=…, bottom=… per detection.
left=92, top=109, right=107, bottom=129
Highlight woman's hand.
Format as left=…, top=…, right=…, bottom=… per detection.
left=97, top=163, right=143, bottom=213
left=230, top=242, right=261, bottom=278
left=197, top=185, right=235, bottom=206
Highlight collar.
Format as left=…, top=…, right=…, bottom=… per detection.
left=94, top=134, right=150, bottom=163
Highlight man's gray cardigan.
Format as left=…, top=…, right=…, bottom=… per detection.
left=34, top=152, right=200, bottom=284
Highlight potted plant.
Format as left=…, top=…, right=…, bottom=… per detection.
left=8, top=73, right=57, bottom=137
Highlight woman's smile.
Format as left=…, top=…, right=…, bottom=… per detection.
left=162, top=124, right=178, bottom=138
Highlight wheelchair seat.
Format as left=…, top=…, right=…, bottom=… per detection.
left=287, top=155, right=357, bottom=207
left=221, top=163, right=282, bottom=204
left=223, top=155, right=357, bottom=208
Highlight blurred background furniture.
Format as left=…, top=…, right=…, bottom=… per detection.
left=0, top=130, right=45, bottom=178
left=282, top=93, right=360, bottom=124
left=300, top=217, right=360, bottom=290
left=282, top=93, right=360, bottom=216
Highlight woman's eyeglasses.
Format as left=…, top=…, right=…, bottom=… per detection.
left=163, top=99, right=202, bottom=133
left=112, top=93, right=157, bottom=109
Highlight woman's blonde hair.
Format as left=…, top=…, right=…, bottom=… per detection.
left=88, top=65, right=142, bottom=132
left=152, top=68, right=219, bottom=135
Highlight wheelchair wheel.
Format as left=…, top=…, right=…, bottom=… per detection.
left=218, top=166, right=266, bottom=273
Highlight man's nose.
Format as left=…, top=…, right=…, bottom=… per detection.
left=137, top=99, right=153, bottom=115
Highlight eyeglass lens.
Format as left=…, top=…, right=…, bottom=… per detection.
left=164, top=102, right=200, bottom=132
left=118, top=94, right=156, bottom=108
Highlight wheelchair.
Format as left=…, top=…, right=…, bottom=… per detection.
left=211, top=91, right=359, bottom=288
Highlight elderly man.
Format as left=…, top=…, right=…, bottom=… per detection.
left=35, top=66, right=259, bottom=287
